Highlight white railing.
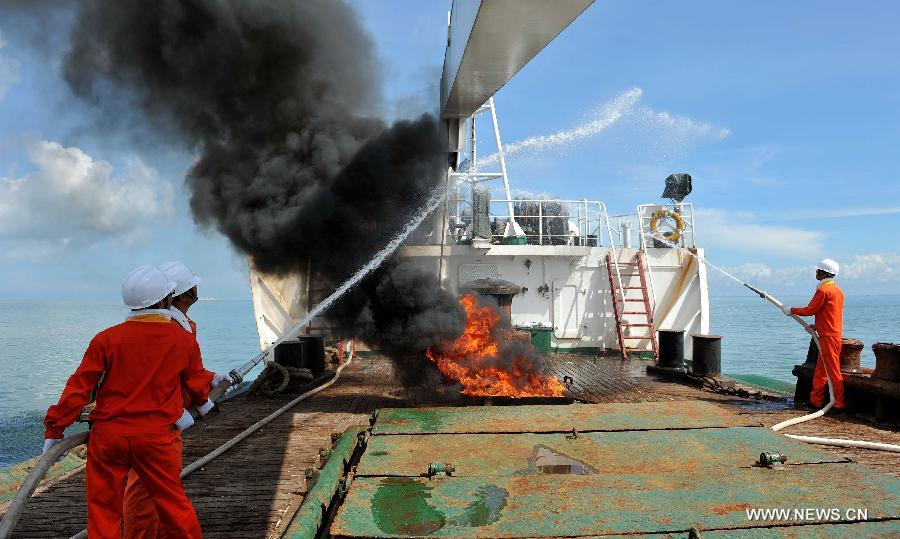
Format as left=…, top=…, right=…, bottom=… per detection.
left=449, top=198, right=618, bottom=247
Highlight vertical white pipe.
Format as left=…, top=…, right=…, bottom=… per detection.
left=538, top=201, right=543, bottom=245
left=488, top=97, right=518, bottom=234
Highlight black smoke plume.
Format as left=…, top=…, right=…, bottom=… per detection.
left=13, top=0, right=466, bottom=353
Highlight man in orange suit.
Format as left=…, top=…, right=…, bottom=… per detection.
left=122, top=261, right=229, bottom=538
left=43, top=265, right=213, bottom=538
left=785, top=258, right=846, bottom=411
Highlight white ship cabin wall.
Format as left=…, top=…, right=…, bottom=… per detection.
left=396, top=199, right=710, bottom=360
left=247, top=200, right=709, bottom=362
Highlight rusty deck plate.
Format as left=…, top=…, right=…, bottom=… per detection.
left=356, top=427, right=849, bottom=478
left=334, top=401, right=900, bottom=537
left=331, top=464, right=900, bottom=537
left=371, top=401, right=759, bottom=435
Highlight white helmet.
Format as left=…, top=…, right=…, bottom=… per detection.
left=158, top=261, right=202, bottom=296
left=122, top=265, right=177, bottom=309
left=815, top=258, right=840, bottom=276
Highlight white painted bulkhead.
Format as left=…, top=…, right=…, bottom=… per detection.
left=397, top=244, right=709, bottom=358
left=248, top=243, right=708, bottom=362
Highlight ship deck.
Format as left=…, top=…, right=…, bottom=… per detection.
left=4, top=354, right=899, bottom=538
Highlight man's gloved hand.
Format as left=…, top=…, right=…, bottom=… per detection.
left=211, top=372, right=232, bottom=387
left=175, top=409, right=195, bottom=431
left=197, top=399, right=216, bottom=417
left=782, top=306, right=793, bottom=316
left=42, top=438, right=67, bottom=463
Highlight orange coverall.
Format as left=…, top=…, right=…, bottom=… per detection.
left=124, top=316, right=207, bottom=539
left=44, top=314, right=211, bottom=539
left=791, top=279, right=845, bottom=409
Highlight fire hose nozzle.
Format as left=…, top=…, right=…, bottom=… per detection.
left=743, top=283, right=766, bottom=298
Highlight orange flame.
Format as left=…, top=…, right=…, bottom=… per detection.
left=426, top=294, right=566, bottom=397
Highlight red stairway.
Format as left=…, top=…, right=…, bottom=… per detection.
left=606, top=251, right=659, bottom=360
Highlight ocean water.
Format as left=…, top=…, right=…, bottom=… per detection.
left=711, top=294, right=898, bottom=381
left=0, top=300, right=260, bottom=468
left=1, top=294, right=897, bottom=468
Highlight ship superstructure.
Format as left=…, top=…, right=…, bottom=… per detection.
left=249, top=0, right=708, bottom=363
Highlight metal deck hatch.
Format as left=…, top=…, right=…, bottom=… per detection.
left=370, top=401, right=760, bottom=435
left=333, top=402, right=900, bottom=537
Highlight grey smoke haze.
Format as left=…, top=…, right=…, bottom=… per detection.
left=4, top=0, right=466, bottom=352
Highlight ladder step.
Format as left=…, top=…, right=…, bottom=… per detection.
left=621, top=299, right=646, bottom=302
left=622, top=336, right=652, bottom=339
left=622, top=311, right=649, bottom=315
left=622, top=323, right=652, bottom=327
left=621, top=287, right=645, bottom=290
left=612, top=273, right=642, bottom=277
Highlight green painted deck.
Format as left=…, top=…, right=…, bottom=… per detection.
left=371, top=401, right=760, bottom=435
left=356, top=427, right=850, bottom=478
left=333, top=401, right=900, bottom=537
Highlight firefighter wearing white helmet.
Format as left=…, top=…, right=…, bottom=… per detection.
left=158, top=261, right=202, bottom=333
left=783, top=258, right=846, bottom=411
left=123, top=261, right=227, bottom=538
left=121, top=264, right=177, bottom=310
left=44, top=265, right=209, bottom=537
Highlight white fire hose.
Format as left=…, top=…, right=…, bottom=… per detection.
left=744, top=284, right=900, bottom=452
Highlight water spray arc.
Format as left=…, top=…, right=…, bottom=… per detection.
left=644, top=232, right=900, bottom=453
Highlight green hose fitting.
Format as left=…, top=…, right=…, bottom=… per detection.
left=758, top=451, right=788, bottom=466
left=426, top=462, right=455, bottom=477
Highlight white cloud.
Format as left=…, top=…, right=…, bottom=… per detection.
left=0, top=141, right=175, bottom=255
left=696, top=208, right=825, bottom=260
left=841, top=253, right=900, bottom=283
left=473, top=87, right=729, bottom=167
left=725, top=262, right=773, bottom=282
left=0, top=31, right=21, bottom=100
left=718, top=254, right=900, bottom=290
left=772, top=206, right=900, bottom=221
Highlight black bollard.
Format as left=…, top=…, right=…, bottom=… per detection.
left=297, top=335, right=326, bottom=375
left=657, top=330, right=685, bottom=368
left=273, top=341, right=304, bottom=369
left=692, top=334, right=722, bottom=376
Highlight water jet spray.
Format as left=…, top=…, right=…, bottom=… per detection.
left=644, top=232, right=900, bottom=452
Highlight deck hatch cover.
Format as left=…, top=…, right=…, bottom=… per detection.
left=370, top=401, right=759, bottom=435
left=355, top=427, right=849, bottom=478
left=330, top=401, right=900, bottom=537
left=331, top=464, right=900, bottom=537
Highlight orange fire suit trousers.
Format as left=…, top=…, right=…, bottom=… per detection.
left=809, top=334, right=845, bottom=410
left=87, top=429, right=202, bottom=539
left=124, top=470, right=166, bottom=538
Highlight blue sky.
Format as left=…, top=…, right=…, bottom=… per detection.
left=0, top=0, right=898, bottom=301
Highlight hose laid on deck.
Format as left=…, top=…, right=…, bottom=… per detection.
left=743, top=286, right=900, bottom=453
left=0, top=433, right=89, bottom=539
left=65, top=355, right=353, bottom=539
left=639, top=235, right=900, bottom=453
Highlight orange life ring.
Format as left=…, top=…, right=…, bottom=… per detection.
left=649, top=209, right=685, bottom=243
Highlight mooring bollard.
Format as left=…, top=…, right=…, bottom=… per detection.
left=691, top=334, right=722, bottom=376
left=657, top=330, right=685, bottom=368
left=840, top=338, right=864, bottom=373
left=872, top=342, right=900, bottom=382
